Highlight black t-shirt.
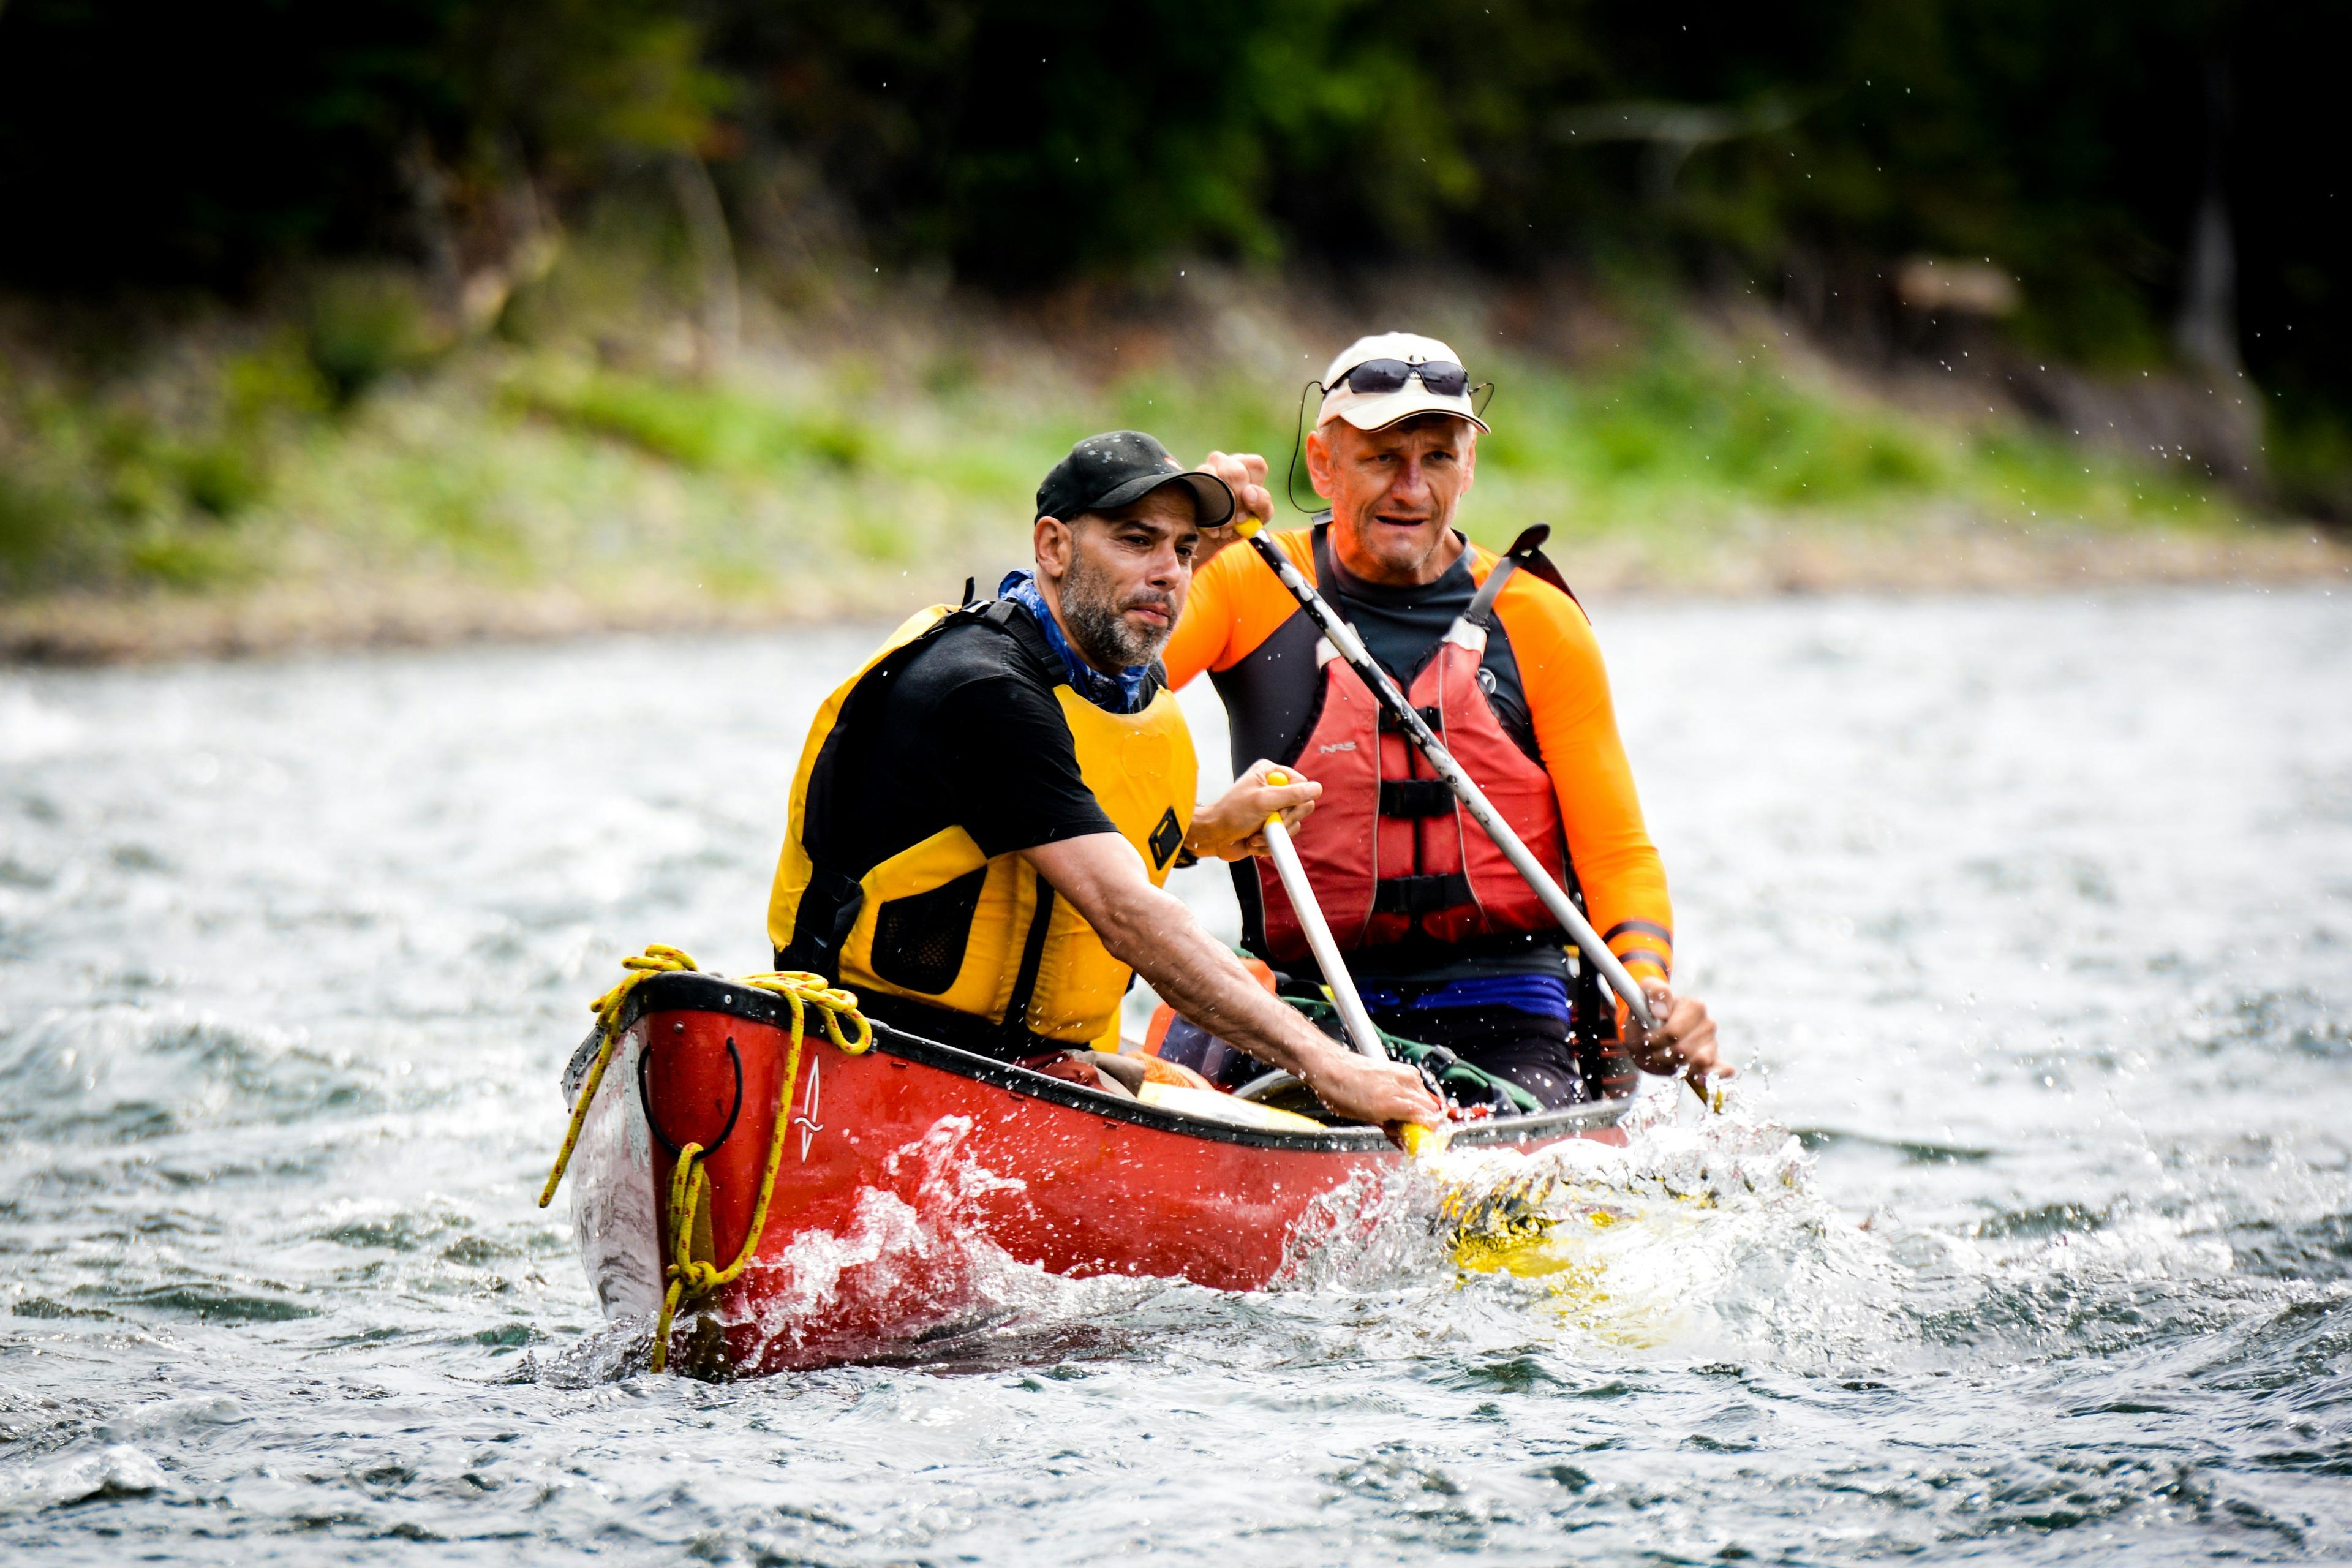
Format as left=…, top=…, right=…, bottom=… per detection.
left=809, top=614, right=1122, bottom=879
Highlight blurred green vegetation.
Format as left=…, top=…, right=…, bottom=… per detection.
left=2, top=1, right=2342, bottom=440
left=503, top=369, right=873, bottom=474
left=0, top=249, right=2247, bottom=608
left=0, top=0, right=2342, bottom=625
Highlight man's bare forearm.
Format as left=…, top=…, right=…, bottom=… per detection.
left=1017, top=832, right=1439, bottom=1128
left=1088, top=881, right=1336, bottom=1076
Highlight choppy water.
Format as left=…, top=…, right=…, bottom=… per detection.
left=1, top=586, right=2346, bottom=1563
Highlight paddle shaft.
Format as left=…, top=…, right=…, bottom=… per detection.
left=1265, top=770, right=1446, bottom=1153
left=1235, top=522, right=1659, bottom=1034
left=1260, top=775, right=1389, bottom=1060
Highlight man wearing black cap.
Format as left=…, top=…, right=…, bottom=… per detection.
left=767, top=431, right=1442, bottom=1131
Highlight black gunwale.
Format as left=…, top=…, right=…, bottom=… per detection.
left=619, top=969, right=1626, bottom=1154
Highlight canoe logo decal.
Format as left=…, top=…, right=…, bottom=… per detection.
left=792, top=1060, right=823, bottom=1160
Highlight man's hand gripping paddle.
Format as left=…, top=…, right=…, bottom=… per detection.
left=1231, top=517, right=1722, bottom=1112
left=1268, top=769, right=1596, bottom=1267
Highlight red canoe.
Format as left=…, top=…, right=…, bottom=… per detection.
left=562, top=970, right=1627, bottom=1374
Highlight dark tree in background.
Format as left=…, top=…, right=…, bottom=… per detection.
left=0, top=0, right=2342, bottom=488
left=0, top=0, right=718, bottom=285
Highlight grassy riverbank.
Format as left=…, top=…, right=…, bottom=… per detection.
left=2, top=265, right=2340, bottom=662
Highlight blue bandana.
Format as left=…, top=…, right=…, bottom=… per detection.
left=998, top=570, right=1154, bottom=714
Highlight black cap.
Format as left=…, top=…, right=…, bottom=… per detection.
left=1035, top=431, right=1235, bottom=527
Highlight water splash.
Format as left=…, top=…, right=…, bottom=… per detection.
left=1270, top=1092, right=1914, bottom=1367
left=716, top=1117, right=1040, bottom=1372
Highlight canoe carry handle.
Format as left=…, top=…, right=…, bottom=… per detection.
left=638, top=1034, right=743, bottom=1158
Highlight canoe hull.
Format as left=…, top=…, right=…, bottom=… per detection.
left=566, top=971, right=1626, bottom=1373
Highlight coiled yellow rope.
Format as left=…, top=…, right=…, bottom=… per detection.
left=534, top=945, right=870, bottom=1373
left=538, top=944, right=702, bottom=1209
left=650, top=967, right=869, bottom=1371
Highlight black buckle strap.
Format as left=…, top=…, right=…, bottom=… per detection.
left=1460, top=526, right=1535, bottom=630
left=1371, top=873, right=1472, bottom=916
left=1378, top=704, right=1444, bottom=734
left=1378, top=779, right=1455, bottom=818
left=777, top=862, right=866, bottom=983
left=998, top=874, right=1057, bottom=1041
left=980, top=596, right=1060, bottom=682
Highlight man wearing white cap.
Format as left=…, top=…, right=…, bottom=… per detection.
left=1169, top=333, right=1725, bottom=1108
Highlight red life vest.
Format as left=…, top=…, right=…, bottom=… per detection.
left=1254, top=541, right=1574, bottom=962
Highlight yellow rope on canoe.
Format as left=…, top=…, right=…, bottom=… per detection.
left=537, top=943, right=702, bottom=1209
left=530, top=944, right=870, bottom=1374
left=651, top=968, right=869, bottom=1372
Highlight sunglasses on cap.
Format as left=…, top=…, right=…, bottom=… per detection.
left=1336, top=358, right=1472, bottom=398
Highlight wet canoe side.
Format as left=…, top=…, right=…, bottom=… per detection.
left=565, top=970, right=1625, bottom=1370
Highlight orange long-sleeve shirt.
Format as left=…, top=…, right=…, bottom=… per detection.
left=1163, top=526, right=1674, bottom=986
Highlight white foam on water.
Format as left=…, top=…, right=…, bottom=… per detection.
left=0, top=1444, right=171, bottom=1517
left=1270, top=1089, right=1915, bottom=1369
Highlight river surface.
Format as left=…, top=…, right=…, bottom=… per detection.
left=1, top=586, right=2346, bottom=1564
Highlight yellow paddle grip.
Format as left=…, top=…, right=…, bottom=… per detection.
left=1264, top=769, right=1291, bottom=829
left=1401, top=1121, right=1450, bottom=1157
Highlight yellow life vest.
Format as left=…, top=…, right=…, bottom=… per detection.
left=766, top=599, right=1196, bottom=1052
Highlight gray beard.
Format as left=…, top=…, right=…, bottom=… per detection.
left=1061, top=554, right=1171, bottom=671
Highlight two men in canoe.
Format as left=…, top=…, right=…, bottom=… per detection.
left=767, top=429, right=1444, bottom=1129
left=767, top=333, right=1723, bottom=1126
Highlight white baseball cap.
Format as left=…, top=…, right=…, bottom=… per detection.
left=1314, top=331, right=1490, bottom=434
